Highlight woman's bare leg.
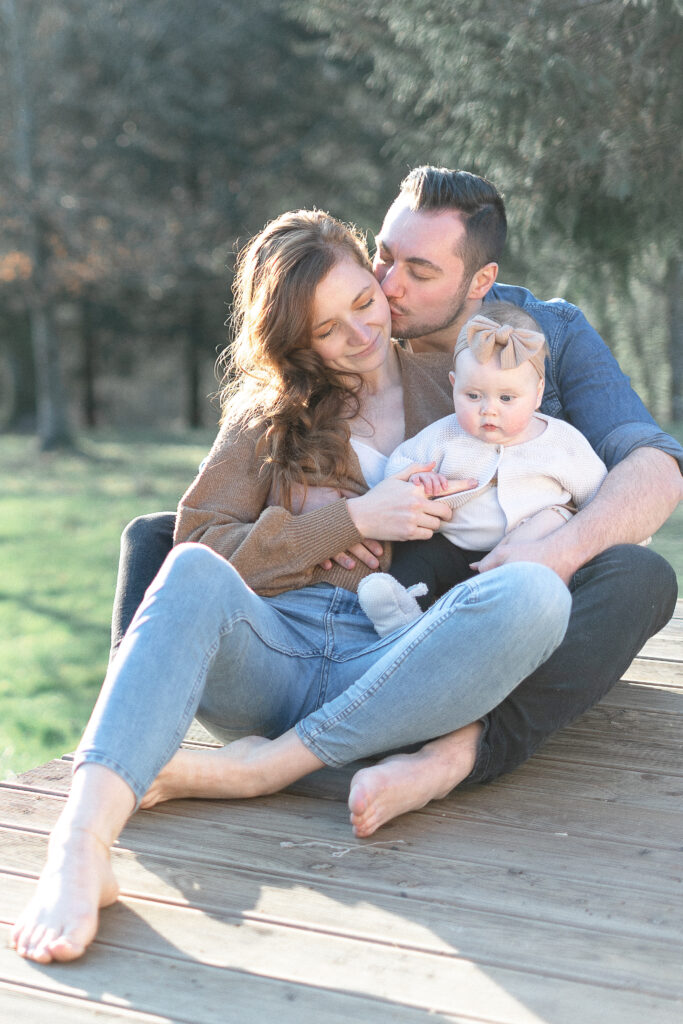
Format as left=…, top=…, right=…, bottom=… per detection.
left=348, top=722, right=482, bottom=837
left=141, top=730, right=324, bottom=809
left=10, top=764, right=135, bottom=963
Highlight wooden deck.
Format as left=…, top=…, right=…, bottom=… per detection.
left=1, top=601, right=682, bottom=1023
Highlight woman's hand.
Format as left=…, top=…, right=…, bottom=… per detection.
left=347, top=463, right=458, bottom=542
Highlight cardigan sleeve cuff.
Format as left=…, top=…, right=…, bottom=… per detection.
left=287, top=497, right=364, bottom=564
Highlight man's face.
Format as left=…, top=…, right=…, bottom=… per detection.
left=372, top=197, right=474, bottom=345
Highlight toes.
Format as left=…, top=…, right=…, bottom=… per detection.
left=12, top=918, right=37, bottom=958
left=348, top=777, right=371, bottom=816
left=48, top=931, right=87, bottom=962
left=29, top=926, right=61, bottom=964
left=15, top=922, right=52, bottom=963
left=352, top=815, right=379, bottom=839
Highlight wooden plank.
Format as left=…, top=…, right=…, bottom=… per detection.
left=2, top=906, right=681, bottom=1023
left=534, top=707, right=683, bottom=775
left=631, top=635, right=683, bottom=663
left=0, top=982, right=175, bottom=1024
left=3, top=876, right=528, bottom=1019
left=0, top=980, right=486, bottom=1024
left=454, top=759, right=683, bottom=813
left=416, top=780, right=683, bottom=847
left=599, top=680, right=683, bottom=713
left=2, top=816, right=681, bottom=948
left=9, top=761, right=683, bottom=856
left=287, top=755, right=683, bottom=816
left=0, top=926, right=460, bottom=1024
left=642, top=613, right=683, bottom=637
left=8, top=755, right=683, bottom=852
left=2, top=835, right=682, bottom=1004
left=2, top=783, right=681, bottom=940
left=622, top=658, right=683, bottom=686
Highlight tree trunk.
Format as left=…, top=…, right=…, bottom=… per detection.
left=31, top=300, right=72, bottom=448
left=185, top=294, right=204, bottom=428
left=666, top=255, right=683, bottom=423
left=81, top=297, right=97, bottom=428
left=3, top=0, right=73, bottom=449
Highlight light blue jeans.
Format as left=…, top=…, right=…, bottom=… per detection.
left=75, top=543, right=571, bottom=805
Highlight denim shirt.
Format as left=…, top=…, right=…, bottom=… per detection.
left=487, top=283, right=683, bottom=473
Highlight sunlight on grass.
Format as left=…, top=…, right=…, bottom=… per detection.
left=0, top=429, right=214, bottom=779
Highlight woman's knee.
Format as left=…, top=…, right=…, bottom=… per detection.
left=161, top=542, right=230, bottom=587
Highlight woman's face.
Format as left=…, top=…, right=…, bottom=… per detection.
left=309, top=257, right=393, bottom=375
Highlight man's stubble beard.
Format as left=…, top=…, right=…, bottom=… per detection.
left=391, top=278, right=471, bottom=342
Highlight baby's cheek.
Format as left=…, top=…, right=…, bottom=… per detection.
left=457, top=408, right=479, bottom=435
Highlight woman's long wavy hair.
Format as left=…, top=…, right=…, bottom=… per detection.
left=218, top=210, right=373, bottom=509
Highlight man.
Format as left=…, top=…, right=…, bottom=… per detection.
left=112, top=166, right=681, bottom=836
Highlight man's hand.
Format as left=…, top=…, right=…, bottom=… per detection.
left=471, top=532, right=577, bottom=585
left=473, top=449, right=681, bottom=585
left=319, top=539, right=384, bottom=572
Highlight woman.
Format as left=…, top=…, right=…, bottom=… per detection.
left=11, top=210, right=570, bottom=964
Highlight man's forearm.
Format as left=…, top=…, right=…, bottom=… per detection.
left=475, top=447, right=681, bottom=583
left=558, top=447, right=681, bottom=569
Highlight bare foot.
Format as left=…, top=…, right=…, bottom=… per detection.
left=10, top=826, right=119, bottom=963
left=140, top=736, right=273, bottom=808
left=348, top=722, right=482, bottom=837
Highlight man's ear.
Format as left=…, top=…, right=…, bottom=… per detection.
left=467, top=262, right=498, bottom=300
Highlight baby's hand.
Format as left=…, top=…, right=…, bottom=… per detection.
left=409, top=470, right=450, bottom=497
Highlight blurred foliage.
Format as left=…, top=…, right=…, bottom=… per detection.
left=0, top=0, right=681, bottom=434
left=0, top=0, right=399, bottom=440
left=292, top=0, right=683, bottom=418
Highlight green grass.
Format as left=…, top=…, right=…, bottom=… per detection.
left=0, top=429, right=214, bottom=780
left=1, top=426, right=681, bottom=780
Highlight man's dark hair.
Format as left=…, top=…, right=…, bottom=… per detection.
left=399, top=166, right=507, bottom=278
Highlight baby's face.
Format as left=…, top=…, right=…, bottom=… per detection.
left=450, top=348, right=544, bottom=446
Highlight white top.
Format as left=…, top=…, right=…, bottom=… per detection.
left=350, top=436, right=388, bottom=488
left=384, top=412, right=607, bottom=549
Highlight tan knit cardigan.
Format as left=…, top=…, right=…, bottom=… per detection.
left=174, top=345, right=454, bottom=596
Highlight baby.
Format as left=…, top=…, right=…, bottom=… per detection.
left=358, top=301, right=608, bottom=635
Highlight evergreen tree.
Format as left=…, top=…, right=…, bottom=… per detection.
left=293, top=0, right=683, bottom=417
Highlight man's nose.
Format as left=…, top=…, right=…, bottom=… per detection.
left=379, top=264, right=403, bottom=298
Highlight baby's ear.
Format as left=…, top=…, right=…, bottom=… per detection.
left=448, top=371, right=455, bottom=386
left=535, top=376, right=545, bottom=408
